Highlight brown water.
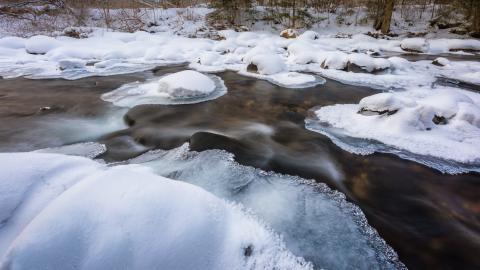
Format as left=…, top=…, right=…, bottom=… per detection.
left=0, top=65, right=479, bottom=270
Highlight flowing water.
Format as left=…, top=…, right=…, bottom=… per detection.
left=0, top=65, right=479, bottom=269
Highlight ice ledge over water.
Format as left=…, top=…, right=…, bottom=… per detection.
left=101, top=70, right=227, bottom=107
left=0, top=153, right=312, bottom=270
left=306, top=87, right=480, bottom=174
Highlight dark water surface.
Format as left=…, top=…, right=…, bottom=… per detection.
left=0, top=65, right=479, bottom=270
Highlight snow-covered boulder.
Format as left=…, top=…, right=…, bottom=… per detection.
left=306, top=87, right=480, bottom=173
left=101, top=70, right=227, bottom=107
left=432, top=57, right=450, bottom=67
left=0, top=153, right=312, bottom=270
left=246, top=54, right=286, bottom=75
left=25, top=35, right=62, bottom=54
left=197, top=51, right=223, bottom=66
left=319, top=51, right=349, bottom=70
left=346, top=53, right=391, bottom=73
left=388, top=56, right=412, bottom=71
left=157, top=70, right=215, bottom=97
left=280, top=29, right=298, bottom=39
left=58, top=59, right=87, bottom=70
left=287, top=42, right=318, bottom=64
left=400, top=38, right=429, bottom=53
left=298, top=31, right=319, bottom=41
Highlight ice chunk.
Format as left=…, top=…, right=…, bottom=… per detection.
left=101, top=70, right=227, bottom=107
left=33, top=142, right=107, bottom=159
left=0, top=153, right=312, bottom=270
left=306, top=87, right=480, bottom=174
left=25, top=35, right=61, bottom=54
left=126, top=144, right=406, bottom=270
left=267, top=72, right=326, bottom=88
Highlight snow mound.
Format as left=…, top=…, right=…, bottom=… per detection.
left=0, top=153, right=312, bottom=270
left=25, top=35, right=61, bottom=54
left=306, top=87, right=480, bottom=174
left=267, top=72, right=326, bottom=88
left=247, top=54, right=286, bottom=75
left=126, top=144, right=406, bottom=270
left=101, top=70, right=227, bottom=107
left=400, top=38, right=429, bottom=53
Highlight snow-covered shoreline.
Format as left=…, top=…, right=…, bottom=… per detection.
left=0, top=27, right=479, bottom=173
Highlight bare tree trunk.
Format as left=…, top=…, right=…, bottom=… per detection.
left=381, top=0, right=394, bottom=33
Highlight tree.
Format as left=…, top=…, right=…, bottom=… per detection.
left=380, top=0, right=394, bottom=33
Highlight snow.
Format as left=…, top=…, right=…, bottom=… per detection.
left=24, top=35, right=61, bottom=54
left=101, top=70, right=227, bottom=107
left=0, top=37, right=25, bottom=49
left=247, top=54, right=286, bottom=75
left=0, top=153, right=311, bottom=270
left=306, top=87, right=480, bottom=174
left=125, top=143, right=405, bottom=270
left=400, top=38, right=429, bottom=53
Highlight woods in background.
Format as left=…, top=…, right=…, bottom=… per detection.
left=0, top=0, right=479, bottom=37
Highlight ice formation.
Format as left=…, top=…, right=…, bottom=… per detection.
left=306, top=87, right=480, bottom=174
left=0, top=153, right=312, bottom=270
left=125, top=144, right=406, bottom=270
left=101, top=70, right=227, bottom=107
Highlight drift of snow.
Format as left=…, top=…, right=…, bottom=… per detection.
left=306, top=87, right=480, bottom=174
left=25, top=35, right=61, bottom=54
left=126, top=144, right=406, bottom=270
left=400, top=38, right=429, bottom=53
left=101, top=70, right=227, bottom=107
left=0, top=153, right=312, bottom=270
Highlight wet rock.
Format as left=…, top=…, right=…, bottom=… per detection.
left=280, top=29, right=298, bottom=39
left=189, top=132, right=270, bottom=168
left=346, top=62, right=389, bottom=74
left=244, top=245, right=253, bottom=257
left=246, top=63, right=258, bottom=73
left=433, top=115, right=448, bottom=125
left=358, top=107, right=398, bottom=116
left=450, top=27, right=468, bottom=35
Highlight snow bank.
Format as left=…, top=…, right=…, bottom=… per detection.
left=25, top=35, right=61, bottom=54
left=101, top=70, right=227, bottom=107
left=306, top=87, right=480, bottom=174
left=1, top=30, right=479, bottom=91
left=0, top=153, right=311, bottom=270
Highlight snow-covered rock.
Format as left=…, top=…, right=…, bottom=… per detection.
left=306, top=87, right=480, bottom=174
left=280, top=29, right=298, bottom=39
left=0, top=153, right=312, bottom=270
left=101, top=70, right=227, bottom=107
left=247, top=54, right=286, bottom=75
left=432, top=57, right=450, bottom=67
left=346, top=53, right=391, bottom=73
left=25, top=35, right=62, bottom=54
left=58, top=59, right=86, bottom=70
left=400, top=38, right=429, bottom=53
left=298, top=31, right=319, bottom=41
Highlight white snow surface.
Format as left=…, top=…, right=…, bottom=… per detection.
left=306, top=87, right=480, bottom=174
left=0, top=153, right=312, bottom=270
left=101, top=70, right=227, bottom=107
left=0, top=30, right=478, bottom=89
